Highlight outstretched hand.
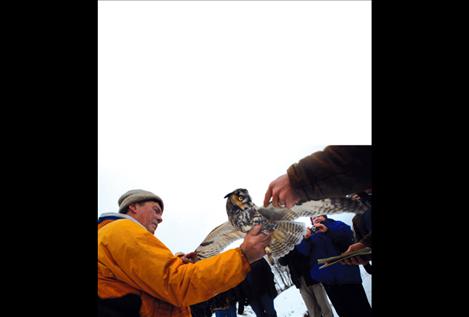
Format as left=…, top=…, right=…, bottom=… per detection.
left=239, top=225, right=272, bottom=263
left=340, top=242, right=370, bottom=265
left=263, top=174, right=300, bottom=208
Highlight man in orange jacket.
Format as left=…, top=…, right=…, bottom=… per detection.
left=98, top=189, right=272, bottom=317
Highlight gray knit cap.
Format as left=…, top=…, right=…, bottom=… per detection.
left=118, top=189, right=164, bottom=213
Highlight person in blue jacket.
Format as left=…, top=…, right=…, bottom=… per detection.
left=297, top=215, right=372, bottom=317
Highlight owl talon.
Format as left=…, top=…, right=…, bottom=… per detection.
left=264, top=246, right=274, bottom=264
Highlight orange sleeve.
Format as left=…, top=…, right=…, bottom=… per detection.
left=98, top=219, right=251, bottom=307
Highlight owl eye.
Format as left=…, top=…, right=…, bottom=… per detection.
left=238, top=196, right=244, bottom=201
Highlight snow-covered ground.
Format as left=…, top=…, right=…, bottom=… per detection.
left=237, top=265, right=371, bottom=317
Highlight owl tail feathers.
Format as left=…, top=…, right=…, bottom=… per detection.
left=269, top=221, right=306, bottom=260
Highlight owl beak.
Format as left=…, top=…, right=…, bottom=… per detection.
left=239, top=200, right=254, bottom=210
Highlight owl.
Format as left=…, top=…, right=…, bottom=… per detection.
left=194, top=188, right=368, bottom=262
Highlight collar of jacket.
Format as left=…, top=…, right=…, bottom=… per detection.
left=97, top=212, right=147, bottom=231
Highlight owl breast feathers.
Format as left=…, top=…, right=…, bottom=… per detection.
left=193, top=188, right=368, bottom=261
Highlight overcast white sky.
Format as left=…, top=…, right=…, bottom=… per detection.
left=98, top=0, right=371, bottom=254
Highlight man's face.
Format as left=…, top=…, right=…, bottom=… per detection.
left=130, top=201, right=163, bottom=234
left=311, top=215, right=326, bottom=225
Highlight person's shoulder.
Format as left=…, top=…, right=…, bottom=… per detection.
left=352, top=213, right=362, bottom=221
left=99, top=218, right=148, bottom=239
left=326, top=219, right=351, bottom=232
left=107, top=218, right=140, bottom=229
left=327, top=218, right=347, bottom=226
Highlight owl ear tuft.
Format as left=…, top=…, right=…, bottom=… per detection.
left=224, top=192, right=233, bottom=199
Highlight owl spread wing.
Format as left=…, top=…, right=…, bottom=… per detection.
left=254, top=198, right=367, bottom=260
left=269, top=220, right=306, bottom=259
left=256, top=205, right=292, bottom=221
left=194, top=221, right=246, bottom=260
left=256, top=196, right=367, bottom=222
left=288, top=197, right=369, bottom=220
left=194, top=197, right=366, bottom=261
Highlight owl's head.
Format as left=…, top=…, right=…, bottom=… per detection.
left=224, top=188, right=254, bottom=213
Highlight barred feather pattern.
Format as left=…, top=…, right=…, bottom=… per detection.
left=194, top=221, right=245, bottom=260
left=269, top=221, right=307, bottom=259
left=288, top=197, right=369, bottom=219
left=193, top=189, right=367, bottom=261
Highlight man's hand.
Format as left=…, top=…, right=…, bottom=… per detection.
left=263, top=174, right=300, bottom=208
left=340, top=242, right=370, bottom=265
left=239, top=225, right=273, bottom=263
left=176, top=251, right=198, bottom=264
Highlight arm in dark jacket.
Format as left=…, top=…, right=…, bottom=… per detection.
left=360, top=232, right=372, bottom=247
left=287, top=145, right=372, bottom=201
left=352, top=208, right=372, bottom=247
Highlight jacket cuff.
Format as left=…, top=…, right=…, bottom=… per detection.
left=236, top=247, right=253, bottom=272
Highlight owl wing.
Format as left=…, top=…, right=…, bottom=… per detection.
left=257, top=197, right=367, bottom=222
left=269, top=220, right=306, bottom=259
left=194, top=221, right=246, bottom=260
left=289, top=197, right=369, bottom=219
left=257, top=205, right=292, bottom=221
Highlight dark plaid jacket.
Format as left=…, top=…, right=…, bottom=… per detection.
left=287, top=145, right=371, bottom=201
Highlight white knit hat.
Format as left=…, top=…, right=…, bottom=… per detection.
left=118, top=189, right=164, bottom=212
